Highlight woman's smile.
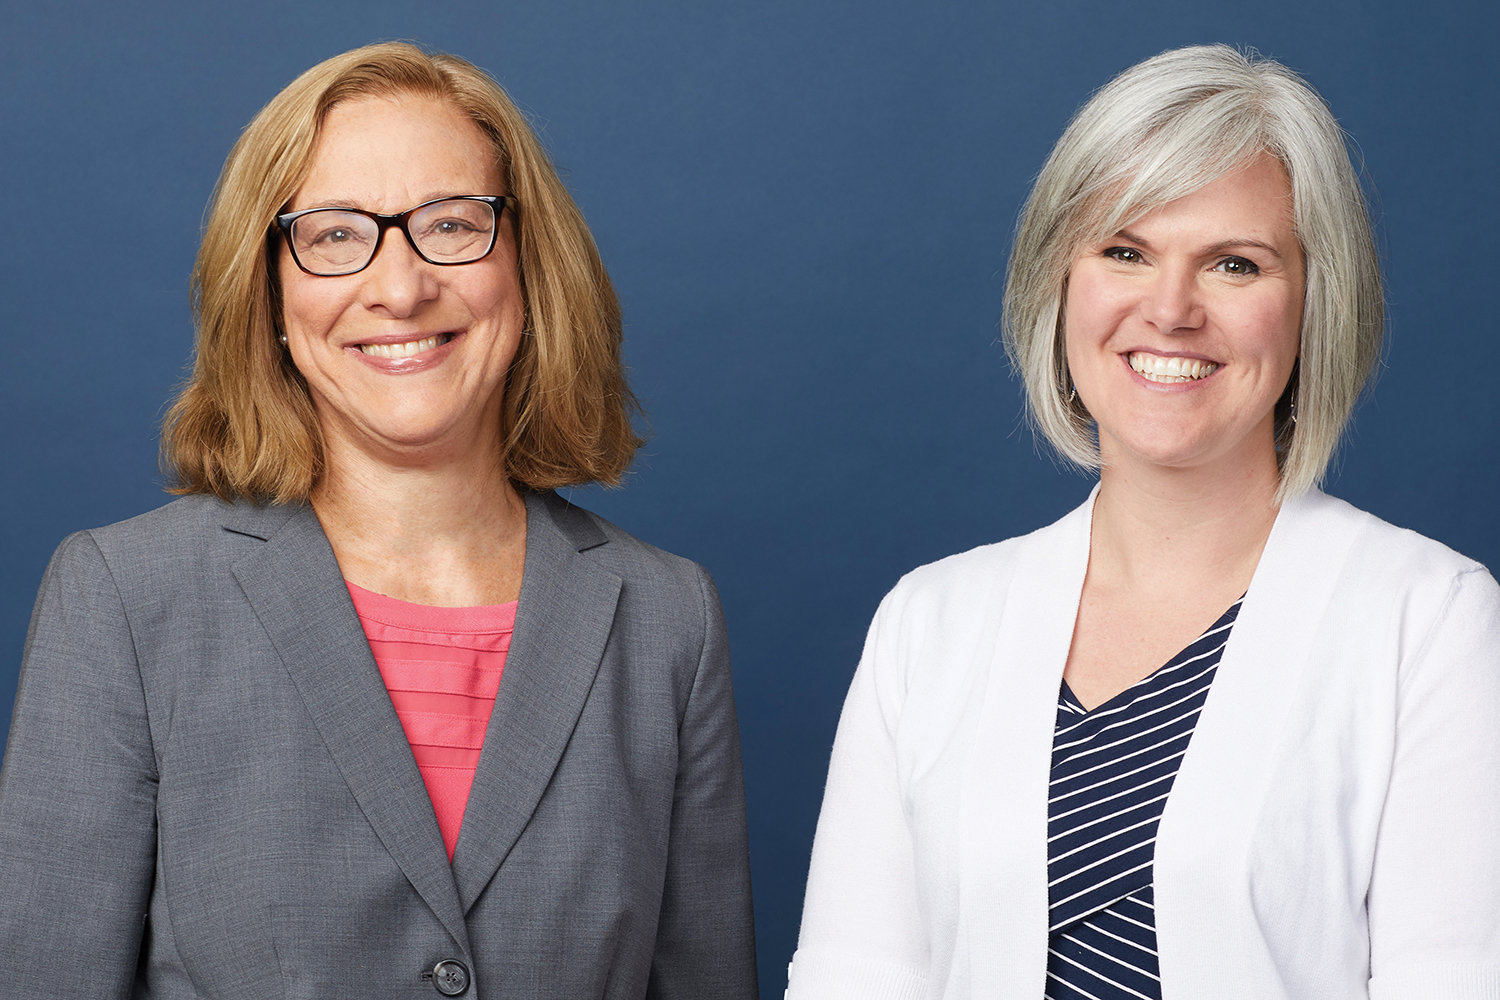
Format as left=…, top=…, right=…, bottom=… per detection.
left=343, top=331, right=464, bottom=376
left=277, top=93, right=524, bottom=456
left=356, top=333, right=454, bottom=359
left=1125, top=350, right=1221, bottom=383
left=1065, top=152, right=1305, bottom=477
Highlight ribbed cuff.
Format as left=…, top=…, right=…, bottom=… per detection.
left=785, top=948, right=929, bottom=1000
left=1370, top=963, right=1500, bottom=1000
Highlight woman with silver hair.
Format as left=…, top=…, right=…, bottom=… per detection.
left=787, top=44, right=1500, bottom=1000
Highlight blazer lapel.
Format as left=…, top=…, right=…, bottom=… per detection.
left=451, top=491, right=622, bottom=911
left=225, top=502, right=470, bottom=952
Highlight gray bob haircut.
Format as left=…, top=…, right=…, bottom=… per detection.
left=1002, top=44, right=1383, bottom=500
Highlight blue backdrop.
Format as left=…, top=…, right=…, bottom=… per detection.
left=3, top=1, right=1496, bottom=993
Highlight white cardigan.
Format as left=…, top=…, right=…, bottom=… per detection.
left=787, top=488, right=1500, bottom=999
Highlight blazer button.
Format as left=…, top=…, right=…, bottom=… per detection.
left=430, top=959, right=470, bottom=996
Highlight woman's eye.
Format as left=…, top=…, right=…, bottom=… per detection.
left=1104, top=247, right=1142, bottom=263
left=1215, top=256, right=1260, bottom=276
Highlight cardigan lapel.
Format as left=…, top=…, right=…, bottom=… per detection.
left=1152, top=489, right=1361, bottom=993
left=450, top=491, right=622, bottom=911
left=224, top=502, right=471, bottom=954
left=961, top=489, right=1096, bottom=995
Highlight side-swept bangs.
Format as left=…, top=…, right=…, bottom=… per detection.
left=1003, top=44, right=1382, bottom=500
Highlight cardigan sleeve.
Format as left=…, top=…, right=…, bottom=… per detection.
left=1367, top=566, right=1500, bottom=999
left=0, top=531, right=159, bottom=999
left=786, top=591, right=932, bottom=1000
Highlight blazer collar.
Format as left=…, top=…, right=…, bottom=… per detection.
left=225, top=500, right=473, bottom=954
left=450, top=491, right=623, bottom=910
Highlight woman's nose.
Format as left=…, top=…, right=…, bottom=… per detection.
left=359, top=228, right=440, bottom=317
left=1138, top=267, right=1204, bottom=335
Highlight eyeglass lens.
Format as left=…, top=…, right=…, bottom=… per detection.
left=288, top=199, right=496, bottom=275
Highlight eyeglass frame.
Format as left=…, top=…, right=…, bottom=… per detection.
left=272, top=195, right=513, bottom=276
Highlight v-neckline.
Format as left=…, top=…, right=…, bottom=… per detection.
left=1060, top=595, right=1245, bottom=720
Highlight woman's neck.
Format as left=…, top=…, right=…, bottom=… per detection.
left=1089, top=443, right=1282, bottom=603
left=1063, top=445, right=1283, bottom=710
left=310, top=432, right=527, bottom=607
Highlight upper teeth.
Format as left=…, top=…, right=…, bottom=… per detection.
left=1128, top=352, right=1218, bottom=383
left=360, top=335, right=446, bottom=359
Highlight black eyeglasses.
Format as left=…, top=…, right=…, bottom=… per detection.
left=274, top=195, right=512, bottom=276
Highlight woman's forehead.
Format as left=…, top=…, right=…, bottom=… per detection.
left=1073, top=152, right=1294, bottom=247
left=292, top=94, right=502, bottom=212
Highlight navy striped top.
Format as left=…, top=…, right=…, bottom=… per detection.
left=1044, top=599, right=1242, bottom=1000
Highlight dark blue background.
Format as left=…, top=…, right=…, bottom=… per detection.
left=3, top=1, right=1496, bottom=993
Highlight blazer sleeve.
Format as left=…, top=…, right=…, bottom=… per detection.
left=1367, top=566, right=1500, bottom=999
left=644, top=567, right=759, bottom=1000
left=786, top=591, right=930, bottom=1000
left=0, top=531, right=159, bottom=999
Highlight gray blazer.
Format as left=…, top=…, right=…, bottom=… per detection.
left=0, top=490, right=757, bottom=999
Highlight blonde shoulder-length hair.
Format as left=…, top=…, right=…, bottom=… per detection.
left=164, top=42, right=641, bottom=503
left=1003, top=44, right=1383, bottom=501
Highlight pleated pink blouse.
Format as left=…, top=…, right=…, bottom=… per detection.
left=347, top=581, right=517, bottom=860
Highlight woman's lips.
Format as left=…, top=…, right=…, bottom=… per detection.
left=357, top=333, right=453, bottom=358
left=1127, top=350, right=1219, bottom=383
left=347, top=332, right=459, bottom=373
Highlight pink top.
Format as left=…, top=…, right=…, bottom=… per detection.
left=346, top=582, right=517, bottom=861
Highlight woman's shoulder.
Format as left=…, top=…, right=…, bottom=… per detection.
left=31, top=495, right=290, bottom=639
left=58, top=494, right=304, bottom=583
left=51, top=493, right=259, bottom=564
left=875, top=496, right=1093, bottom=636
left=81, top=492, right=259, bottom=541
left=893, top=498, right=1090, bottom=598
left=527, top=490, right=714, bottom=592
left=1276, top=490, right=1500, bottom=645
left=1289, top=489, right=1491, bottom=587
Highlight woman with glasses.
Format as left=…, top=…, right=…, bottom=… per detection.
left=0, top=43, right=756, bottom=999
left=787, top=45, right=1500, bottom=999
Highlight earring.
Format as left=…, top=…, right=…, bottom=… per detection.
left=1289, top=388, right=1297, bottom=425
left=1068, top=384, right=1077, bottom=405
left=279, top=333, right=289, bottom=346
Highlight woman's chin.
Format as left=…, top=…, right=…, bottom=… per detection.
left=1102, top=434, right=1279, bottom=485
left=327, top=415, right=498, bottom=466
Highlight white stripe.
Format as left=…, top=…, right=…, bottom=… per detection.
left=1049, top=763, right=1179, bottom=821
left=1057, top=926, right=1161, bottom=980
left=1051, top=708, right=1207, bottom=802
left=1111, top=903, right=1156, bottom=931
left=1047, top=947, right=1157, bottom=1000
left=1052, top=688, right=1214, bottom=771
left=1054, top=638, right=1228, bottom=733
left=1045, top=602, right=1240, bottom=993
left=1048, top=749, right=1187, bottom=806
left=1053, top=725, right=1199, bottom=791
left=1087, top=917, right=1161, bottom=960
left=1054, top=666, right=1217, bottom=750
left=1054, top=666, right=1218, bottom=751
left=1050, top=857, right=1153, bottom=913
left=1045, top=967, right=1106, bottom=1000
left=1048, top=803, right=1165, bottom=861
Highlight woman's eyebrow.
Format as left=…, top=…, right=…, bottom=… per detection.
left=1110, top=230, right=1285, bottom=260
left=1201, top=237, right=1284, bottom=259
